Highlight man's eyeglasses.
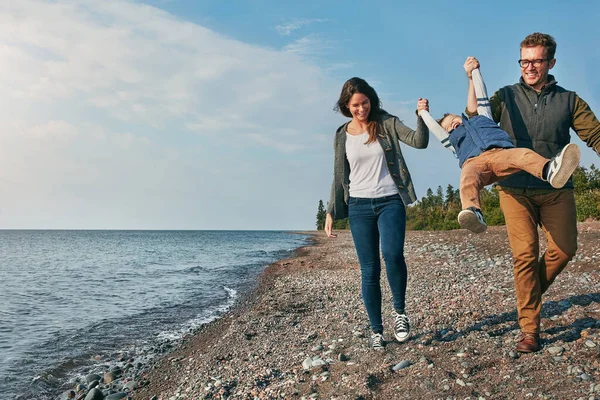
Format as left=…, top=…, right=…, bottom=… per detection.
left=518, top=59, right=551, bottom=68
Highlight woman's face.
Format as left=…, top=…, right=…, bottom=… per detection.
left=347, top=93, right=370, bottom=122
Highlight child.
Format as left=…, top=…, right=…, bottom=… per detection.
left=438, top=112, right=580, bottom=233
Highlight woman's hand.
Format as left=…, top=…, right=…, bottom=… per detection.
left=464, top=56, right=480, bottom=79
left=325, top=213, right=337, bottom=238
left=417, top=98, right=429, bottom=116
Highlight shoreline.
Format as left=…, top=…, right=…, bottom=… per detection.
left=121, top=224, right=600, bottom=399
left=47, top=232, right=314, bottom=400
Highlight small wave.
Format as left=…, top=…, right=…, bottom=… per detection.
left=244, top=250, right=269, bottom=257
left=224, top=286, right=237, bottom=298
left=155, top=286, right=238, bottom=341
left=183, top=265, right=209, bottom=274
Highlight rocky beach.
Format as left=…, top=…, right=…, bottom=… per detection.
left=68, top=223, right=600, bottom=399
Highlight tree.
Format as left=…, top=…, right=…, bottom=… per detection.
left=573, top=164, right=600, bottom=221
left=436, top=186, right=444, bottom=208
left=333, top=218, right=349, bottom=229
left=480, top=185, right=505, bottom=225
left=445, top=184, right=457, bottom=208
left=316, top=200, right=326, bottom=230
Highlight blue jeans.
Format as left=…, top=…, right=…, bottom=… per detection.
left=348, top=194, right=408, bottom=334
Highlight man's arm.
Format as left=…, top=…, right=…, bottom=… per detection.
left=573, top=95, right=600, bottom=156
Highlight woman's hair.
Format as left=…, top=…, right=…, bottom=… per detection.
left=334, top=77, right=387, bottom=144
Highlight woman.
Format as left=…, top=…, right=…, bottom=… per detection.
left=325, top=77, right=429, bottom=350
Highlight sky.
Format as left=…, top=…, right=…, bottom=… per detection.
left=0, top=0, right=598, bottom=230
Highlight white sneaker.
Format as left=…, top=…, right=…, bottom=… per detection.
left=370, top=333, right=385, bottom=350
left=394, top=313, right=411, bottom=342
left=546, top=143, right=581, bottom=188
left=458, top=207, right=487, bottom=233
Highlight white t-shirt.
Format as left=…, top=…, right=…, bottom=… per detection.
left=345, top=132, right=398, bottom=198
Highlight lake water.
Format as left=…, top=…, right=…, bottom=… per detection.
left=0, top=230, right=310, bottom=399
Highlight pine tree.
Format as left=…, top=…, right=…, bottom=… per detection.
left=316, top=200, right=326, bottom=230
left=445, top=184, right=456, bottom=207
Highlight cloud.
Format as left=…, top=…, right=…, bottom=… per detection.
left=325, top=62, right=355, bottom=72
left=0, top=1, right=428, bottom=229
left=0, top=0, right=357, bottom=229
left=283, top=34, right=334, bottom=56
left=0, top=1, right=335, bottom=142
left=275, top=18, right=327, bottom=36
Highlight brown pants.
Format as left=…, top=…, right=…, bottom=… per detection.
left=460, top=148, right=548, bottom=210
left=498, top=187, right=578, bottom=334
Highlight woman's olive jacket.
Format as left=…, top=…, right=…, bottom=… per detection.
left=327, top=113, right=429, bottom=220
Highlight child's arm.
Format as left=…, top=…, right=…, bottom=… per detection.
left=463, top=57, right=494, bottom=120
left=419, top=111, right=456, bottom=154
left=464, top=56, right=479, bottom=114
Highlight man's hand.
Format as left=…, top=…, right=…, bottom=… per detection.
left=417, top=98, right=429, bottom=116
left=464, top=56, right=480, bottom=79
left=325, top=213, right=337, bottom=238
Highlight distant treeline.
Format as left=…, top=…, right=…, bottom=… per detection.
left=316, top=165, right=600, bottom=231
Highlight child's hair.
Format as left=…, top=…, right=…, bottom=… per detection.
left=436, top=113, right=453, bottom=126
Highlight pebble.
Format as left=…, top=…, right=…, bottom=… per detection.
left=302, top=358, right=313, bottom=370
left=509, top=350, right=519, bottom=359
left=105, top=394, right=127, bottom=400
left=456, top=379, right=466, bottom=387
left=547, top=346, right=564, bottom=355
left=392, top=360, right=411, bottom=371
left=84, top=388, right=103, bottom=400
left=558, top=300, right=572, bottom=308
left=103, top=372, right=116, bottom=384
left=585, top=340, right=596, bottom=348
left=312, top=359, right=326, bottom=367
left=85, top=374, right=102, bottom=384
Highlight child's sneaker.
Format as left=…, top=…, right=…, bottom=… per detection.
left=546, top=143, right=581, bottom=188
left=394, top=313, right=411, bottom=342
left=370, top=333, right=386, bottom=350
left=458, top=207, right=487, bottom=233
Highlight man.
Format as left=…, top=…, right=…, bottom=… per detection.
left=464, top=32, right=600, bottom=353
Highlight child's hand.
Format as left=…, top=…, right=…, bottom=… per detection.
left=464, top=56, right=480, bottom=78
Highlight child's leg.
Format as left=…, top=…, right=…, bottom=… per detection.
left=487, top=148, right=548, bottom=180
left=459, top=155, right=487, bottom=210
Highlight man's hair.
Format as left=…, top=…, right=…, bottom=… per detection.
left=436, top=113, right=453, bottom=125
left=521, top=32, right=557, bottom=59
